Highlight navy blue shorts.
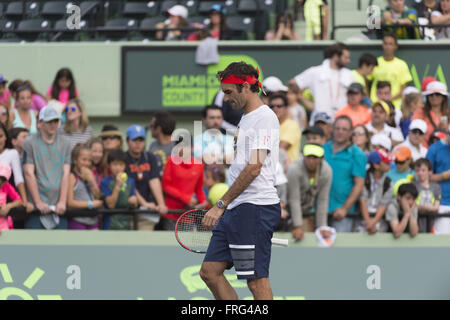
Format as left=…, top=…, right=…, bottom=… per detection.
left=203, top=202, right=281, bottom=280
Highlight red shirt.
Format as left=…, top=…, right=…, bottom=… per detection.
left=162, top=155, right=206, bottom=221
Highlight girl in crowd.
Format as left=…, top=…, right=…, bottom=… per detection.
left=286, top=82, right=307, bottom=131
left=156, top=5, right=192, bottom=41
left=0, top=103, right=11, bottom=130
left=0, top=163, right=23, bottom=230
left=188, top=4, right=232, bottom=41
left=86, top=137, right=106, bottom=187
left=11, top=85, right=38, bottom=135
left=0, top=76, right=11, bottom=109
left=352, top=124, right=372, bottom=157
left=265, top=12, right=300, bottom=40
left=412, top=81, right=449, bottom=147
left=46, top=68, right=79, bottom=104
left=0, top=123, right=32, bottom=213
left=67, top=143, right=103, bottom=230
left=58, top=98, right=93, bottom=151
left=203, top=164, right=228, bottom=207
left=399, top=92, right=424, bottom=139
left=9, top=79, right=47, bottom=112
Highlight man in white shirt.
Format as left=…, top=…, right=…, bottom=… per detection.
left=289, top=42, right=355, bottom=122
left=366, top=101, right=404, bottom=147
left=394, top=119, right=428, bottom=161
left=201, top=62, right=280, bottom=300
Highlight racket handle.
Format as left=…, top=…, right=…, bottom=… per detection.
left=271, top=237, right=289, bottom=247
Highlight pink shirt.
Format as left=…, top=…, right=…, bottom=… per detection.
left=0, top=182, right=21, bottom=230
left=0, top=89, right=11, bottom=105
left=46, top=86, right=79, bottom=104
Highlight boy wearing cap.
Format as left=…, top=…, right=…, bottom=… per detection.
left=23, top=106, right=72, bottom=229
left=0, top=163, right=23, bottom=230
left=335, top=83, right=372, bottom=127
left=366, top=101, right=404, bottom=147
left=287, top=143, right=332, bottom=240
left=426, top=129, right=450, bottom=234
left=394, top=119, right=428, bottom=161
left=413, top=158, right=441, bottom=232
left=358, top=149, right=393, bottom=234
left=385, top=183, right=419, bottom=238
left=303, top=126, right=326, bottom=145
left=126, top=125, right=168, bottom=231
left=312, top=112, right=333, bottom=142
left=387, top=145, right=414, bottom=184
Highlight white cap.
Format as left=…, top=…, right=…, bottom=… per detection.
left=166, top=5, right=188, bottom=19
left=409, top=119, right=428, bottom=134
left=422, top=81, right=449, bottom=97
left=262, top=76, right=288, bottom=93
left=39, top=105, right=61, bottom=122
left=371, top=133, right=392, bottom=151
left=402, top=86, right=420, bottom=96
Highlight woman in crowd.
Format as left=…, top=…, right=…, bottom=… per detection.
left=0, top=122, right=32, bottom=213
left=352, top=124, right=372, bottom=157
left=431, top=0, right=450, bottom=40
left=8, top=79, right=47, bottom=113
left=46, top=68, right=79, bottom=104
left=11, top=85, right=38, bottom=135
left=156, top=5, right=192, bottom=41
left=188, top=4, right=232, bottom=41
left=58, top=98, right=93, bottom=151
left=412, top=81, right=449, bottom=147
left=0, top=103, right=11, bottom=130
left=265, top=12, right=300, bottom=40
left=0, top=75, right=11, bottom=110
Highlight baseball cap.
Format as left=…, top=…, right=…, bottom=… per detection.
left=393, top=146, right=412, bottom=162
left=0, top=163, right=12, bottom=181
left=402, top=86, right=420, bottom=96
left=210, top=4, right=226, bottom=14
left=303, top=144, right=324, bottom=158
left=126, top=125, right=146, bottom=140
left=409, top=119, right=427, bottom=134
left=347, top=82, right=364, bottom=94
left=368, top=148, right=393, bottom=165
left=166, top=5, right=188, bottom=19
left=371, top=133, right=392, bottom=151
left=421, top=76, right=436, bottom=92
left=39, top=105, right=61, bottom=122
left=313, top=112, right=332, bottom=124
left=262, top=76, right=288, bottom=93
left=422, top=81, right=449, bottom=97
left=372, top=101, right=390, bottom=115
left=0, top=75, right=8, bottom=84
left=303, top=126, right=325, bottom=137
left=433, top=131, right=447, bottom=140
left=100, top=124, right=122, bottom=139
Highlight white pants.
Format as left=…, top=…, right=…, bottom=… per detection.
left=433, top=205, right=450, bottom=234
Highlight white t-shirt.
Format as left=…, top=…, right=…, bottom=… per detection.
left=431, top=11, right=450, bottom=40
left=0, top=148, right=24, bottom=186
left=394, top=138, right=428, bottom=161
left=365, top=123, right=404, bottom=144
left=294, top=59, right=355, bottom=119
left=227, top=105, right=280, bottom=210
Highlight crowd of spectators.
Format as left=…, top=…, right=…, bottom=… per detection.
left=0, top=31, right=449, bottom=241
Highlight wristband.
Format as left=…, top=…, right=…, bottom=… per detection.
left=443, top=172, right=448, bottom=181
left=88, top=200, right=93, bottom=210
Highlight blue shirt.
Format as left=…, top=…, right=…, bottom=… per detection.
left=324, top=142, right=367, bottom=213
left=387, top=167, right=414, bottom=185
left=193, top=131, right=234, bottom=161
left=427, top=140, right=450, bottom=206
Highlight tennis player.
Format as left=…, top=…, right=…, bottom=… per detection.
left=201, top=62, right=281, bottom=300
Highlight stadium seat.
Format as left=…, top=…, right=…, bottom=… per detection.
left=4, top=1, right=28, bottom=21
left=140, top=16, right=166, bottom=39
left=16, top=19, right=52, bottom=41
left=160, top=0, right=179, bottom=15
left=226, top=15, right=254, bottom=39
left=123, top=2, right=159, bottom=19
left=52, top=18, right=89, bottom=41
left=181, top=0, right=199, bottom=16
left=257, top=0, right=275, bottom=12
left=237, top=0, right=258, bottom=14
left=198, top=1, right=224, bottom=15
left=188, top=16, right=209, bottom=25
left=0, top=20, right=15, bottom=39
left=41, top=1, right=71, bottom=22
left=98, top=18, right=138, bottom=40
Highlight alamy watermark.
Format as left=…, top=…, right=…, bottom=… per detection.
left=66, top=4, right=81, bottom=30
left=366, top=5, right=381, bottom=30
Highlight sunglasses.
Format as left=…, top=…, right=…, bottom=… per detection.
left=269, top=104, right=286, bottom=109
left=410, top=129, right=424, bottom=135
left=428, top=93, right=443, bottom=97
left=0, top=110, right=7, bottom=116
left=395, top=160, right=407, bottom=165
left=352, top=131, right=365, bottom=136
left=64, top=106, right=77, bottom=113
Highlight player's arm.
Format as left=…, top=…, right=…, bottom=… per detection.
left=202, top=149, right=268, bottom=229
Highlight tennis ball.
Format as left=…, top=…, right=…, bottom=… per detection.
left=208, top=183, right=229, bottom=206
left=121, top=173, right=128, bottom=182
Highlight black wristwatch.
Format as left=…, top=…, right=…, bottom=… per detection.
left=216, top=200, right=227, bottom=210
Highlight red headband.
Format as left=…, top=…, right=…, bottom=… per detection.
left=220, top=68, right=262, bottom=89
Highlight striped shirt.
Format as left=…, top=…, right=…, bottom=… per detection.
left=57, top=126, right=93, bottom=151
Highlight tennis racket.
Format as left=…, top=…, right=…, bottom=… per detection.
left=175, top=209, right=289, bottom=254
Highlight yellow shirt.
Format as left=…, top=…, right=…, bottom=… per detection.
left=280, top=118, right=301, bottom=162
left=369, top=56, right=412, bottom=109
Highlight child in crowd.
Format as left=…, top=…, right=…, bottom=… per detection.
left=400, top=92, right=423, bottom=139
left=9, top=128, right=28, bottom=162
left=286, top=82, right=307, bottom=132
left=358, top=149, right=393, bottom=234
left=387, top=146, right=414, bottom=184
left=385, top=183, right=419, bottom=238
left=413, top=158, right=441, bottom=232
left=100, top=149, right=138, bottom=230
left=46, top=68, right=79, bottom=104
left=0, top=76, right=11, bottom=109
left=0, top=163, right=22, bottom=230
left=303, top=126, right=326, bottom=145
left=87, top=137, right=106, bottom=186
left=67, top=143, right=103, bottom=230
left=204, top=164, right=228, bottom=207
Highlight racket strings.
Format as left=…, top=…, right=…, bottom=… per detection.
left=176, top=210, right=211, bottom=252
